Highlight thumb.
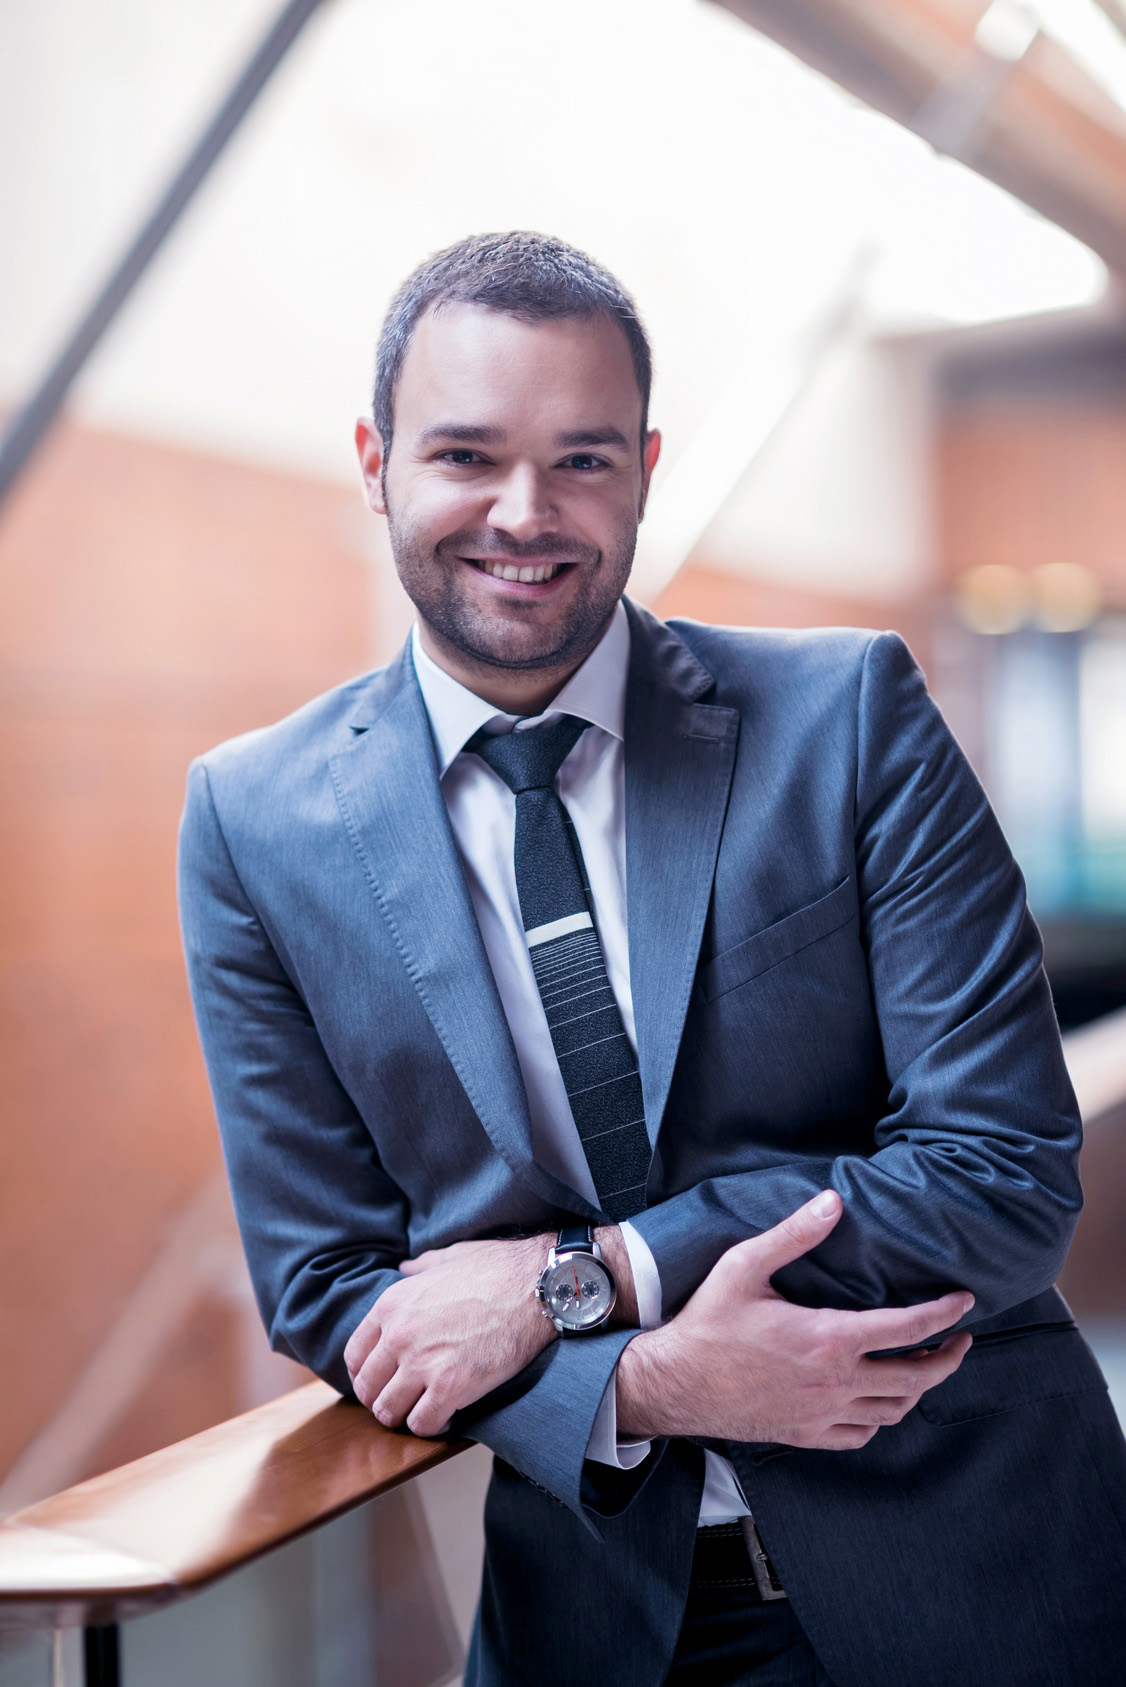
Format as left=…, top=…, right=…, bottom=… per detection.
left=729, top=1191, right=842, bottom=1289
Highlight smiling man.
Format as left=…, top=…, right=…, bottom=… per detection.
left=364, top=301, right=654, bottom=705
left=179, top=233, right=1126, bottom=1687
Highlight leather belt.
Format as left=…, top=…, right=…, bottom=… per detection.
left=691, top=1520, right=788, bottom=1601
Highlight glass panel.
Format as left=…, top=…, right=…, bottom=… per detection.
left=1080, top=620, right=1126, bottom=908
left=0, top=1630, right=50, bottom=1687
left=986, top=627, right=1081, bottom=911
left=121, top=1482, right=464, bottom=1687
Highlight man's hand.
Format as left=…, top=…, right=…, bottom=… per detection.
left=616, top=1190, right=973, bottom=1450
left=345, top=1228, right=640, bottom=1437
left=345, top=1235, right=555, bottom=1436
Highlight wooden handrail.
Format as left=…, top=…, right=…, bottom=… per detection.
left=0, top=1382, right=467, bottom=1631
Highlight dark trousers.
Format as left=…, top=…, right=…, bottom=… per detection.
left=665, top=1525, right=836, bottom=1687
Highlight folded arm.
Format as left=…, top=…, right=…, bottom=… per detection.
left=179, top=761, right=412, bottom=1388
left=631, top=633, right=1081, bottom=1323
left=179, top=759, right=639, bottom=1516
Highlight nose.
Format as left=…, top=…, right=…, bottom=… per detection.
left=486, top=462, right=557, bottom=543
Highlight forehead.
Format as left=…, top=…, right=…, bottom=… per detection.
left=393, top=303, right=642, bottom=437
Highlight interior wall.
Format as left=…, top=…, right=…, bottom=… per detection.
left=654, top=560, right=934, bottom=673
left=937, top=400, right=1126, bottom=596
left=0, top=421, right=388, bottom=1480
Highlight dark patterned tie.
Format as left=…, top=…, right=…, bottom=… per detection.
left=467, top=714, right=650, bottom=1221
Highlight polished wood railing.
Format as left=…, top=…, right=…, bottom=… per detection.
left=0, top=1381, right=467, bottom=1686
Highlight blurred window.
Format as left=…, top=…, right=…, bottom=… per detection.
left=977, top=618, right=1126, bottom=916
left=1080, top=620, right=1126, bottom=908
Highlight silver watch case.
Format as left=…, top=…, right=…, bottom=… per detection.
left=535, top=1236, right=617, bottom=1334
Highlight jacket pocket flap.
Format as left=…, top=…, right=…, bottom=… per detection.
left=917, top=1326, right=1105, bottom=1426
left=699, top=877, right=857, bottom=1003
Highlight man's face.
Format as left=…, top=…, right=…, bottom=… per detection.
left=357, top=303, right=660, bottom=675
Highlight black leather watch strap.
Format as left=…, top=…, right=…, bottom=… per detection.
left=557, top=1224, right=594, bottom=1251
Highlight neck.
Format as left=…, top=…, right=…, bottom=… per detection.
left=417, top=618, right=610, bottom=716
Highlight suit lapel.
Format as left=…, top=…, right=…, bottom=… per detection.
left=329, top=649, right=595, bottom=1215
left=623, top=601, right=739, bottom=1147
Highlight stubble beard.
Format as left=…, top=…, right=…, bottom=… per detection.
left=385, top=507, right=639, bottom=673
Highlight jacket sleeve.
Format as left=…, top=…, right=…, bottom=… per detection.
left=630, top=632, right=1083, bottom=1321
left=179, top=758, right=650, bottom=1525
left=178, top=759, right=411, bottom=1385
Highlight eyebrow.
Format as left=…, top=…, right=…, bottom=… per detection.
left=416, top=424, right=506, bottom=447
left=415, top=423, right=633, bottom=452
left=554, top=427, right=631, bottom=452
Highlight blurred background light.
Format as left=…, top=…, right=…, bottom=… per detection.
left=956, top=562, right=1034, bottom=633
left=1033, top=561, right=1103, bottom=632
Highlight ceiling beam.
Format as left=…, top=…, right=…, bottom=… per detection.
left=0, top=0, right=331, bottom=516
left=707, top=0, right=1126, bottom=273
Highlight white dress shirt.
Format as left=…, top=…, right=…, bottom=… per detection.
left=411, top=603, right=749, bottom=1524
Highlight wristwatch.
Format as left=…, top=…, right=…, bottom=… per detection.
left=535, top=1225, right=617, bottom=1334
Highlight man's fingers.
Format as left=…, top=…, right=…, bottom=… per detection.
left=406, top=1392, right=455, bottom=1439
left=853, top=1290, right=974, bottom=1354
left=723, top=1190, right=843, bottom=1287
left=343, top=1306, right=382, bottom=1377
left=856, top=1331, right=972, bottom=1397
left=352, top=1343, right=399, bottom=1412
left=371, top=1369, right=426, bottom=1429
left=828, top=1333, right=975, bottom=1436
left=817, top=1424, right=878, bottom=1451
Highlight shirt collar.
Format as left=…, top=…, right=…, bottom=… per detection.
left=411, top=599, right=630, bottom=777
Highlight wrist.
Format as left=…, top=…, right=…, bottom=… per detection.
left=615, top=1325, right=683, bottom=1438
left=593, top=1225, right=639, bottom=1325
left=525, top=1232, right=560, bottom=1343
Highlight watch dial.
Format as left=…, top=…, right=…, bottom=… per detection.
left=543, top=1255, right=612, bottom=1329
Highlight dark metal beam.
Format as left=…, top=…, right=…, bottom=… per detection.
left=0, top=0, right=329, bottom=513
left=83, top=1624, right=120, bottom=1687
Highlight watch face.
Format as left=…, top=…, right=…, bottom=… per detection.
left=541, top=1253, right=613, bottom=1330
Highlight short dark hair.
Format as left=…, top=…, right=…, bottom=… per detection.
left=373, top=231, right=652, bottom=457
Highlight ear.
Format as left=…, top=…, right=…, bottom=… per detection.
left=638, top=428, right=662, bottom=521
left=355, top=417, right=388, bottom=515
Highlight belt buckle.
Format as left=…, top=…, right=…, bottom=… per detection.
left=739, top=1516, right=788, bottom=1601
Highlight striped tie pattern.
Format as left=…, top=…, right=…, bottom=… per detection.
left=467, top=714, right=650, bottom=1221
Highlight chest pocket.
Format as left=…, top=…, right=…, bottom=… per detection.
left=698, top=877, right=858, bottom=1003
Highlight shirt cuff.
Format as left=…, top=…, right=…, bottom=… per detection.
left=620, top=1220, right=663, bottom=1329
left=585, top=1357, right=652, bottom=1469
left=583, top=1224, right=664, bottom=1470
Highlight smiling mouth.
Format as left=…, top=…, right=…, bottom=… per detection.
left=465, top=558, right=571, bottom=584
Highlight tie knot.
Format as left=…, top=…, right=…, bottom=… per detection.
left=467, top=714, right=589, bottom=794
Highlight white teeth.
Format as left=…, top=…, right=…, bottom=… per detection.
left=478, top=559, right=562, bottom=582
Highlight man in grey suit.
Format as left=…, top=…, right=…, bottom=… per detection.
left=179, top=232, right=1126, bottom=1685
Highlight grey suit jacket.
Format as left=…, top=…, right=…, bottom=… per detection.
left=179, top=603, right=1126, bottom=1687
